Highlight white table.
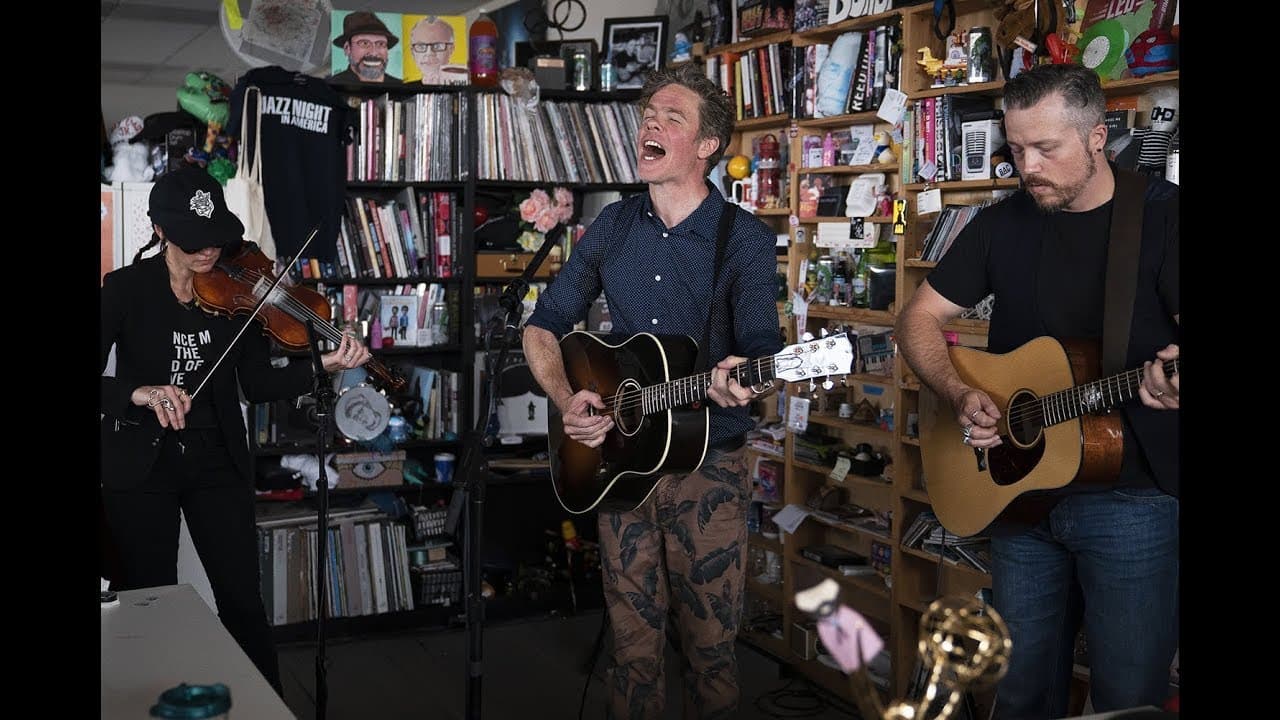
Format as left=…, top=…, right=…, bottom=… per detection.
left=101, top=584, right=294, bottom=719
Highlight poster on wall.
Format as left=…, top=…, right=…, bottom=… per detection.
left=330, top=9, right=404, bottom=84
left=402, top=15, right=468, bottom=85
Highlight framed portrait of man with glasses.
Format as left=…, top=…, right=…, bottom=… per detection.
left=330, top=10, right=404, bottom=84
left=403, top=14, right=469, bottom=85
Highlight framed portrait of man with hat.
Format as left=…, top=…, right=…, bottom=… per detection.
left=330, top=10, right=403, bottom=84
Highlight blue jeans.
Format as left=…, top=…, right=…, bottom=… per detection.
left=990, top=488, right=1178, bottom=719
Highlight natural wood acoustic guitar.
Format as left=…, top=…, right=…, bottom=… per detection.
left=918, top=336, right=1179, bottom=536
left=550, top=331, right=853, bottom=514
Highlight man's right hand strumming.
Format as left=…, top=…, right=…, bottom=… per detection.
left=559, top=390, right=613, bottom=448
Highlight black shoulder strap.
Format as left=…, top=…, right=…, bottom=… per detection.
left=695, top=201, right=736, bottom=373
left=1102, top=168, right=1149, bottom=375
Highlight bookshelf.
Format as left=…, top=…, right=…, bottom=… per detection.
left=715, top=1, right=1180, bottom=709
left=248, top=81, right=644, bottom=637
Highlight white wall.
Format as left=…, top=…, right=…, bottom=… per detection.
left=544, top=0, right=659, bottom=47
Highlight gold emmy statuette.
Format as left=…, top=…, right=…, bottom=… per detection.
left=795, top=581, right=1011, bottom=720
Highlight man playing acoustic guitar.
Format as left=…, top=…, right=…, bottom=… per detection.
left=895, top=64, right=1179, bottom=718
left=524, top=63, right=782, bottom=718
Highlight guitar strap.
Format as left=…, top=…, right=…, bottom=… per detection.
left=694, top=201, right=736, bottom=373
left=1102, top=168, right=1149, bottom=375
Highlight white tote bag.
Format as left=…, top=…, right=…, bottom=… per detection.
left=224, top=86, right=277, bottom=260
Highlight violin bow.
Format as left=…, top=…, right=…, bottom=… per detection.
left=188, top=228, right=319, bottom=401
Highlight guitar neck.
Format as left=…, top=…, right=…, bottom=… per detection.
left=1040, top=357, right=1179, bottom=426
left=640, top=357, right=777, bottom=415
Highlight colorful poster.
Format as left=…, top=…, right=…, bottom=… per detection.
left=402, top=15, right=469, bottom=85
left=330, top=10, right=404, bottom=84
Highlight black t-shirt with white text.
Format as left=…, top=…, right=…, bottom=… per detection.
left=228, top=66, right=352, bottom=262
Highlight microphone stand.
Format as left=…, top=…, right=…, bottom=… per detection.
left=445, top=225, right=564, bottom=720
left=304, top=319, right=337, bottom=720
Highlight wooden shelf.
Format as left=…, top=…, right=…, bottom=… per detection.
left=845, top=372, right=895, bottom=387
left=805, top=511, right=892, bottom=544
left=735, top=113, right=791, bottom=130
left=798, top=164, right=899, bottom=175
left=900, top=546, right=990, bottom=581
left=905, top=178, right=1020, bottom=191
left=346, top=180, right=465, bottom=189
left=796, top=110, right=883, bottom=129
left=943, top=318, right=990, bottom=334
left=739, top=628, right=791, bottom=661
left=792, top=459, right=892, bottom=483
left=799, top=215, right=892, bottom=224
left=791, top=554, right=890, bottom=603
left=805, top=305, right=894, bottom=325
left=804, top=414, right=894, bottom=437
left=1102, top=70, right=1179, bottom=95
left=747, top=577, right=785, bottom=605
left=902, top=488, right=931, bottom=504
left=793, top=8, right=904, bottom=44
left=900, top=436, right=920, bottom=447
left=909, top=80, right=1005, bottom=100
left=708, top=30, right=794, bottom=55
left=751, top=207, right=793, bottom=216
left=903, top=259, right=936, bottom=269
left=749, top=533, right=784, bottom=554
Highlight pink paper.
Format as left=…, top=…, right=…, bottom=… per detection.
left=818, top=605, right=884, bottom=673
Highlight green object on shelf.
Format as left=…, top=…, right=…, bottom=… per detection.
left=403, top=458, right=429, bottom=485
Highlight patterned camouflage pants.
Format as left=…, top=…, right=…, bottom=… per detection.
left=597, top=446, right=750, bottom=720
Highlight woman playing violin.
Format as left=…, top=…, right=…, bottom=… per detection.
left=99, top=167, right=371, bottom=695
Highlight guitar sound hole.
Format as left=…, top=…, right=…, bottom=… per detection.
left=1007, top=390, right=1044, bottom=447
left=613, top=378, right=645, bottom=436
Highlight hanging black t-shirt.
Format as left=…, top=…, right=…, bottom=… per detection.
left=228, top=66, right=352, bottom=262
left=928, top=188, right=1179, bottom=493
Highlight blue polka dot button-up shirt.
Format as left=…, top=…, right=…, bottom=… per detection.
left=527, top=181, right=782, bottom=445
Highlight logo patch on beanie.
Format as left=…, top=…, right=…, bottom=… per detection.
left=190, top=189, right=214, bottom=219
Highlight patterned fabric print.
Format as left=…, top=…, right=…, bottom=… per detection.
left=597, top=447, right=750, bottom=720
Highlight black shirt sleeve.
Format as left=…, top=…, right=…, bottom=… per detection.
left=1157, top=203, right=1178, bottom=318
left=925, top=210, right=993, bottom=309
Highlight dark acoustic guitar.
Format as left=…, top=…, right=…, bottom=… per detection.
left=918, top=336, right=1180, bottom=536
left=550, top=331, right=854, bottom=514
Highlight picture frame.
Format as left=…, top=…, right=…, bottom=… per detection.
left=601, top=16, right=667, bottom=90
left=379, top=294, right=420, bottom=347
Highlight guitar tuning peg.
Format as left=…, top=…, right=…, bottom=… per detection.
left=822, top=378, right=834, bottom=391
left=819, top=327, right=829, bottom=338
left=801, top=332, right=815, bottom=342
left=808, top=379, right=816, bottom=393
left=840, top=374, right=849, bottom=387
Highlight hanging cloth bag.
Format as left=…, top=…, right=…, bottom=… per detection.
left=224, top=86, right=277, bottom=260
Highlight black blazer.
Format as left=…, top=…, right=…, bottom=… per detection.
left=100, top=253, right=314, bottom=490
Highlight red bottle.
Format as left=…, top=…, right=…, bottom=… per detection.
left=469, top=13, right=499, bottom=88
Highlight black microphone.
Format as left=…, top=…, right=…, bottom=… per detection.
left=497, top=224, right=565, bottom=318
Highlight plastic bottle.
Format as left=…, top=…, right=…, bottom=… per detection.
left=469, top=12, right=499, bottom=88
left=822, top=132, right=837, bottom=167
left=850, top=250, right=870, bottom=308
left=756, top=134, right=781, bottom=208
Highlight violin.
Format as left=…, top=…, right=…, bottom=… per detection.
left=192, top=242, right=407, bottom=392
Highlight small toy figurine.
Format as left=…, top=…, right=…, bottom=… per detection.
left=874, top=184, right=893, bottom=218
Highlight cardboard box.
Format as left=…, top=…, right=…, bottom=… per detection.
left=476, top=252, right=556, bottom=279
left=334, top=450, right=406, bottom=489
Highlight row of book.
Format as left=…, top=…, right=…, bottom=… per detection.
left=256, top=503, right=415, bottom=625
left=345, top=92, right=466, bottom=183
left=476, top=94, right=641, bottom=185
left=906, top=95, right=1000, bottom=184
left=292, top=190, right=459, bottom=281
left=917, top=201, right=994, bottom=262
left=706, top=42, right=792, bottom=121
left=792, top=24, right=902, bottom=121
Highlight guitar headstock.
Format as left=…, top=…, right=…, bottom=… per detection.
left=773, top=333, right=854, bottom=384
